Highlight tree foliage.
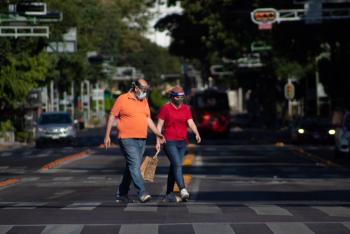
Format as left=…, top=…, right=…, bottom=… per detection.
left=157, top=0, right=350, bottom=111
left=0, top=0, right=181, bottom=120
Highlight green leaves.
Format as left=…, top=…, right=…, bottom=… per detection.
left=0, top=52, right=53, bottom=109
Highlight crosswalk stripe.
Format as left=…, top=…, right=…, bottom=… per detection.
left=49, top=190, right=74, bottom=199
left=124, top=203, right=158, bottom=212
left=22, top=151, right=32, bottom=156
left=3, top=202, right=46, bottom=210
left=1, top=152, right=12, bottom=157
left=193, top=223, right=234, bottom=234
left=119, top=224, right=158, bottom=234
left=187, top=204, right=222, bottom=214
left=21, top=177, right=40, bottom=182
left=62, top=202, right=101, bottom=211
left=248, top=205, right=293, bottom=216
left=267, top=222, right=314, bottom=234
left=41, top=224, right=84, bottom=234
left=341, top=222, right=350, bottom=230
left=0, top=225, right=13, bottom=233
left=314, top=206, right=350, bottom=217
left=53, top=177, right=73, bottom=181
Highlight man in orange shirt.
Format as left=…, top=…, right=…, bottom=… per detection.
left=104, top=79, right=164, bottom=203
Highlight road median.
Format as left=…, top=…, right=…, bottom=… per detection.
left=0, top=178, right=18, bottom=188
left=40, top=150, right=92, bottom=172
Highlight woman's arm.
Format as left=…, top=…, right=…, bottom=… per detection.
left=187, top=119, right=201, bottom=143
left=148, top=117, right=165, bottom=142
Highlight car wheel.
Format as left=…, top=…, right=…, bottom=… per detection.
left=334, top=148, right=341, bottom=158
left=35, top=140, right=43, bottom=148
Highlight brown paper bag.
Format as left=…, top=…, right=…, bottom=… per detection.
left=140, top=150, right=160, bottom=182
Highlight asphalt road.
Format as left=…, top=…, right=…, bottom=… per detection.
left=1, top=128, right=350, bottom=234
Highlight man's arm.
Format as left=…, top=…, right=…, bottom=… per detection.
left=104, top=114, right=115, bottom=149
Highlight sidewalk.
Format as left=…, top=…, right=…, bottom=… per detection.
left=0, top=142, right=27, bottom=152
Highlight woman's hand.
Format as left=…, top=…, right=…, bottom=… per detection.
left=155, top=142, right=161, bottom=152
left=157, top=133, right=166, bottom=144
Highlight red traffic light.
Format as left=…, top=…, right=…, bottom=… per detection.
left=284, top=83, right=295, bottom=100
left=251, top=8, right=278, bottom=24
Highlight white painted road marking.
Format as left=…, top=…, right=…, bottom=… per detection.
left=249, top=205, right=293, bottom=216
left=193, top=223, right=235, bottom=234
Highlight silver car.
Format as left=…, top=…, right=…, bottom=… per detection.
left=35, top=112, right=77, bottom=148
left=334, top=111, right=350, bottom=157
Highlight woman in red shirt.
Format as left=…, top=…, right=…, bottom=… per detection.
left=156, top=86, right=201, bottom=201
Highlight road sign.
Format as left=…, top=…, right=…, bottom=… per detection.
left=258, top=23, right=272, bottom=30
left=250, top=41, right=272, bottom=52
left=251, top=8, right=278, bottom=24
left=284, top=82, right=295, bottom=100
left=9, top=2, right=47, bottom=16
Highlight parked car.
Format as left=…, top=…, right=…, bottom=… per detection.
left=334, top=111, right=350, bottom=157
left=190, top=89, right=230, bottom=137
left=35, top=112, right=77, bottom=148
left=290, top=117, right=336, bottom=144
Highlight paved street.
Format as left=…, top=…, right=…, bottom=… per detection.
left=1, top=129, right=350, bottom=233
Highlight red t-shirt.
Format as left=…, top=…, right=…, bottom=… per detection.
left=158, top=103, right=192, bottom=141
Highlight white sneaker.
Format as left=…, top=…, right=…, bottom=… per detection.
left=180, top=188, right=189, bottom=201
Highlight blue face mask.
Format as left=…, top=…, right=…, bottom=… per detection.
left=136, top=91, right=147, bottom=100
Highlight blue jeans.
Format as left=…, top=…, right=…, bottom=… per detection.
left=164, top=140, right=187, bottom=194
left=118, top=138, right=146, bottom=197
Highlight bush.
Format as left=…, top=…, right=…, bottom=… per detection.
left=15, top=131, right=33, bottom=143
left=0, top=120, right=14, bottom=132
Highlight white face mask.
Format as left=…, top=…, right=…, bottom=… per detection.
left=136, top=91, right=147, bottom=100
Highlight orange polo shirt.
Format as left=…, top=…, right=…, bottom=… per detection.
left=111, top=92, right=150, bottom=139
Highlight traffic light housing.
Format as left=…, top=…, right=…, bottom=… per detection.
left=251, top=8, right=278, bottom=24
left=284, top=83, right=295, bottom=100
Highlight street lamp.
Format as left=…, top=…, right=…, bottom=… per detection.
left=315, top=46, right=330, bottom=115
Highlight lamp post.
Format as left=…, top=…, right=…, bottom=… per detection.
left=315, top=49, right=330, bottom=115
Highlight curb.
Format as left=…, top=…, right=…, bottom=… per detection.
left=40, top=150, right=91, bottom=172
left=0, top=178, right=18, bottom=188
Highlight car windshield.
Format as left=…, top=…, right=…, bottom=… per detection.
left=193, top=93, right=229, bottom=111
left=298, top=118, right=332, bottom=128
left=38, top=114, right=72, bottom=125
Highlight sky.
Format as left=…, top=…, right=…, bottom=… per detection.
left=144, top=1, right=182, bottom=48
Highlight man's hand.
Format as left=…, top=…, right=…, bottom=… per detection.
left=104, top=136, right=111, bottom=149
left=195, top=134, right=201, bottom=144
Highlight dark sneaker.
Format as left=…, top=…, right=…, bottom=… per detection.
left=162, top=193, right=181, bottom=202
left=139, top=194, right=152, bottom=203
left=115, top=195, right=132, bottom=203
left=180, top=188, right=189, bottom=202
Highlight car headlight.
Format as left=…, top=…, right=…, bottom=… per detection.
left=328, top=129, right=336, bottom=135
left=37, top=127, right=45, bottom=132
left=298, top=128, right=305, bottom=134
left=67, top=126, right=74, bottom=131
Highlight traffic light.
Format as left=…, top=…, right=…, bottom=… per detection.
left=284, top=83, right=295, bottom=100
left=251, top=8, right=278, bottom=24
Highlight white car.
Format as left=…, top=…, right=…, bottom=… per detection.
left=35, top=112, right=77, bottom=148
left=334, top=112, right=350, bottom=157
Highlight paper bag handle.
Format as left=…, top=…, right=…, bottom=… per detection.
left=153, top=149, right=160, bottom=159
